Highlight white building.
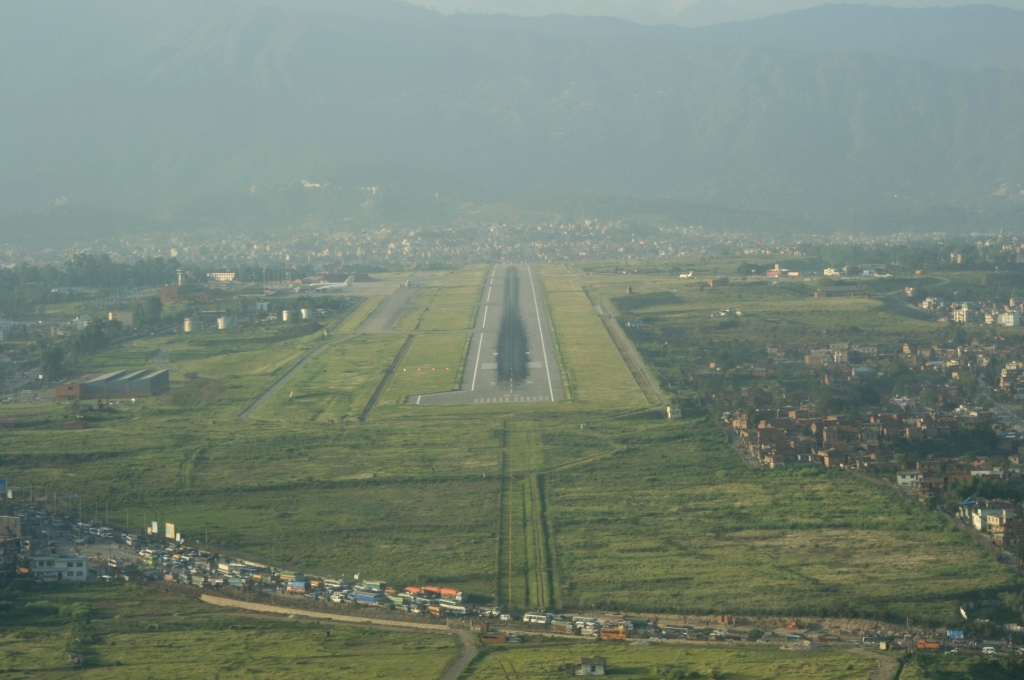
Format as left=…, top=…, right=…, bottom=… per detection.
left=999, top=311, right=1020, bottom=327
left=29, top=553, right=89, bottom=582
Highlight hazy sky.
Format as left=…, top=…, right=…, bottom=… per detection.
left=402, top=1, right=1024, bottom=26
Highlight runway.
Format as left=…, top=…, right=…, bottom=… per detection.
left=413, top=264, right=565, bottom=405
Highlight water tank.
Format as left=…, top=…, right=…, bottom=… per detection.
left=217, top=317, right=228, bottom=330
left=183, top=318, right=194, bottom=333
left=282, top=310, right=291, bottom=321
left=300, top=308, right=311, bottom=320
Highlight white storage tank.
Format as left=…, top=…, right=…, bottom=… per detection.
left=300, top=308, right=311, bottom=320
left=183, top=318, right=194, bottom=333
left=282, top=310, right=291, bottom=321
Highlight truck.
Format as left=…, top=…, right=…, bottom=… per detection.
left=917, top=640, right=940, bottom=651
left=353, top=592, right=384, bottom=606
left=600, top=627, right=628, bottom=640
left=287, top=581, right=311, bottom=595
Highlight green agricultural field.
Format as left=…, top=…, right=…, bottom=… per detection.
left=0, top=583, right=459, bottom=680
left=540, top=265, right=649, bottom=409
left=463, top=640, right=879, bottom=679
left=256, top=334, right=407, bottom=422
left=377, top=332, right=470, bottom=407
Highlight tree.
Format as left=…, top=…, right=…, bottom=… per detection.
left=40, top=345, right=65, bottom=381
left=132, top=296, right=163, bottom=330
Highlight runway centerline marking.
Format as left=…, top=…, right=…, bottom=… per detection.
left=481, top=305, right=488, bottom=329
left=471, top=333, right=485, bottom=391
left=526, top=264, right=556, bottom=402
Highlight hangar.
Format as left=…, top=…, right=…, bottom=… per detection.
left=56, top=369, right=170, bottom=401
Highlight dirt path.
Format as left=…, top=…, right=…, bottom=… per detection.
left=850, top=647, right=900, bottom=680
left=442, top=629, right=479, bottom=680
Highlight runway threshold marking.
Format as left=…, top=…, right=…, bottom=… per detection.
left=526, top=265, right=556, bottom=402
left=471, top=333, right=485, bottom=391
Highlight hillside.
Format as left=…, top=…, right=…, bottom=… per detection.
left=2, top=1, right=1024, bottom=239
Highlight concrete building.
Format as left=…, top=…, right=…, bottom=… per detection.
left=56, top=369, right=170, bottom=401
left=29, top=552, right=88, bottom=582
left=207, top=271, right=236, bottom=282
left=107, top=311, right=134, bottom=328
left=999, top=311, right=1020, bottom=327
left=572, top=657, right=607, bottom=676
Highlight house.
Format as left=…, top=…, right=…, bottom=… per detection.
left=571, top=657, right=607, bottom=676
left=29, top=552, right=89, bottom=582
left=897, top=471, right=923, bottom=488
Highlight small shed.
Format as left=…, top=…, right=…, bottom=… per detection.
left=572, top=657, right=606, bottom=676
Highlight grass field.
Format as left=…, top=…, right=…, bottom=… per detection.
left=544, top=417, right=1012, bottom=623
left=463, top=640, right=879, bottom=679
left=2, top=264, right=1019, bottom=631
left=377, top=332, right=470, bottom=407
left=902, top=652, right=1022, bottom=679
left=540, top=265, right=648, bottom=409
left=334, top=295, right=386, bottom=334
left=256, top=334, right=408, bottom=422
left=394, top=266, right=488, bottom=331
left=0, top=583, right=459, bottom=680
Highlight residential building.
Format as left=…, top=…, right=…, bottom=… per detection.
left=572, top=657, right=607, bottom=676
left=29, top=552, right=88, bottom=582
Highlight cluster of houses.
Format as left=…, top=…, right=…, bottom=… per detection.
left=916, top=296, right=1024, bottom=327
left=957, top=497, right=1024, bottom=550
left=896, top=455, right=1023, bottom=502
left=727, top=406, right=974, bottom=471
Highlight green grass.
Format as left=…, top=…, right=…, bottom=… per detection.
left=902, top=652, right=1023, bottom=679
left=418, top=304, right=477, bottom=331
left=541, top=265, right=648, bottom=409
left=334, top=295, right=386, bottom=334
left=0, top=583, right=459, bottom=680
left=256, top=334, right=408, bottom=423
left=544, top=417, right=1012, bottom=624
left=1, top=264, right=1019, bottom=631
left=377, top=332, right=470, bottom=407
left=463, top=640, right=878, bottom=679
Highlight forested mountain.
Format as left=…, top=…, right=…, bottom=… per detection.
left=2, top=1, right=1024, bottom=244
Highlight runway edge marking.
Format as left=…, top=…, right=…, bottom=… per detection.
left=526, top=265, right=556, bottom=402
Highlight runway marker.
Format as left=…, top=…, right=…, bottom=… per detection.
left=416, top=395, right=421, bottom=405
left=481, top=305, right=488, bottom=329
left=471, top=333, right=485, bottom=391
left=526, top=264, right=556, bottom=402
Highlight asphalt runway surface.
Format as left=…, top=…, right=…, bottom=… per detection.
left=415, top=264, right=565, bottom=405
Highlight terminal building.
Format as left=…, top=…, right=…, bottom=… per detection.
left=56, top=369, right=171, bottom=401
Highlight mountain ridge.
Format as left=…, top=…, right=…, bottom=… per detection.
left=2, top=1, right=1024, bottom=238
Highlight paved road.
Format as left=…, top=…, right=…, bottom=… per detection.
left=415, top=264, right=565, bottom=405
